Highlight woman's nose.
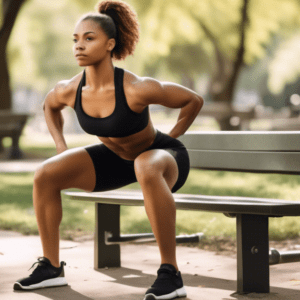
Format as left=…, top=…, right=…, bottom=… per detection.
left=76, top=43, right=85, bottom=50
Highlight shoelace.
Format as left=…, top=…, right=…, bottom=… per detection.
left=28, top=257, right=57, bottom=278
left=28, top=257, right=51, bottom=271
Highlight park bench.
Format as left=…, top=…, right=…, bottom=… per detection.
left=64, top=131, right=300, bottom=294
left=0, top=111, right=30, bottom=159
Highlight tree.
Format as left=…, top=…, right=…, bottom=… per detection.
left=203, top=0, right=249, bottom=129
left=1, top=0, right=97, bottom=111
left=0, top=0, right=26, bottom=110
left=132, top=0, right=300, bottom=129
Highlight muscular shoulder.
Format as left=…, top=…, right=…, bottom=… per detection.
left=50, top=72, right=83, bottom=108
left=43, top=72, right=83, bottom=111
left=123, top=69, right=163, bottom=107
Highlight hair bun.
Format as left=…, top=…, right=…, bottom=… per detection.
left=98, top=1, right=117, bottom=15
left=93, top=0, right=139, bottom=60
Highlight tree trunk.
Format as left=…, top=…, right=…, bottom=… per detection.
left=0, top=0, right=26, bottom=111
left=199, top=0, right=249, bottom=130
left=0, top=47, right=11, bottom=110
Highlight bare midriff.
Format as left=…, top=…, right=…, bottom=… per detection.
left=97, top=119, right=157, bottom=161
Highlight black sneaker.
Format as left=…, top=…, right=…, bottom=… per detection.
left=144, top=264, right=187, bottom=300
left=13, top=257, right=67, bottom=290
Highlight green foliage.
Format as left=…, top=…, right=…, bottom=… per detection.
left=7, top=0, right=98, bottom=93
left=71, top=0, right=97, bottom=10
left=131, top=0, right=300, bottom=81
left=268, top=32, right=300, bottom=94
left=246, top=0, right=300, bottom=64
left=4, top=0, right=300, bottom=97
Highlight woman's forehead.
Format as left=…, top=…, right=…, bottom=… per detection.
left=74, top=19, right=102, bottom=34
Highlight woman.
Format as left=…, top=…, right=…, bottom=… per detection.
left=14, top=1, right=203, bottom=299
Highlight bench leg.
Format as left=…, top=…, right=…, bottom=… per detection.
left=94, top=203, right=121, bottom=269
left=236, top=214, right=269, bottom=294
left=8, top=135, right=23, bottom=159
left=0, top=137, right=4, bottom=153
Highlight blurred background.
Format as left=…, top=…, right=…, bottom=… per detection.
left=1, top=0, right=300, bottom=244
left=1, top=0, right=300, bottom=144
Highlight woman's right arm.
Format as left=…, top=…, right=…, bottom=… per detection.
left=43, top=86, right=68, bottom=154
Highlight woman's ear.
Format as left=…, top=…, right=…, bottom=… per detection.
left=107, top=38, right=116, bottom=52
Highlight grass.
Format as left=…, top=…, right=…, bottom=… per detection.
left=1, top=170, right=300, bottom=242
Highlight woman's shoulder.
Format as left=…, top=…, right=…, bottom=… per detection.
left=123, top=68, right=161, bottom=100
left=51, top=72, right=84, bottom=107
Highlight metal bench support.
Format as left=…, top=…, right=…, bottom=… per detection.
left=94, top=202, right=203, bottom=270
left=95, top=203, right=121, bottom=269
left=237, top=214, right=269, bottom=293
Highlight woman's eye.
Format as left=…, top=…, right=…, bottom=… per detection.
left=72, top=37, right=92, bottom=43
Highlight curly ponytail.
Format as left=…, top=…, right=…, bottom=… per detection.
left=80, top=0, right=139, bottom=60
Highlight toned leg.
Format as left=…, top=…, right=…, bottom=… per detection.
left=134, top=150, right=179, bottom=271
left=33, top=147, right=96, bottom=267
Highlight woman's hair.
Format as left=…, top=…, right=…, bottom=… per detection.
left=80, top=0, right=139, bottom=60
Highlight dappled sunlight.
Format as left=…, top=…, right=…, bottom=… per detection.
left=182, top=169, right=300, bottom=200
left=0, top=204, right=38, bottom=234
left=176, top=210, right=236, bottom=238
left=0, top=173, right=33, bottom=186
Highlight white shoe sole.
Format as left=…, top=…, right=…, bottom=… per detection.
left=144, top=286, right=187, bottom=299
left=14, top=277, right=68, bottom=290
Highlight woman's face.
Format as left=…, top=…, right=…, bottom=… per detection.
left=73, top=19, right=115, bottom=66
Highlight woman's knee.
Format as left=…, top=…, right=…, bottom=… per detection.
left=134, top=150, right=178, bottom=187
left=34, top=161, right=60, bottom=189
left=135, top=152, right=159, bottom=182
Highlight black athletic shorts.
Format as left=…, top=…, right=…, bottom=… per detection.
left=84, top=130, right=190, bottom=193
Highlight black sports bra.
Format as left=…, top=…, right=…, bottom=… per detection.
left=74, top=67, right=149, bottom=137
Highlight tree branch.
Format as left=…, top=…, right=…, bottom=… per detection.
left=197, top=20, right=225, bottom=70
left=228, top=0, right=249, bottom=92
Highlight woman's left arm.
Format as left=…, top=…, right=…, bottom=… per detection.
left=138, top=78, right=204, bottom=139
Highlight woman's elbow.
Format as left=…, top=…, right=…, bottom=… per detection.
left=193, top=95, right=204, bottom=113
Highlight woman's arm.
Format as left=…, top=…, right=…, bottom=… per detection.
left=168, top=90, right=203, bottom=139
left=137, top=78, right=204, bottom=139
left=43, top=86, right=68, bottom=154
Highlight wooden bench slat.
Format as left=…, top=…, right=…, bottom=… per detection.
left=179, top=131, right=300, bottom=151
left=188, top=150, right=300, bottom=173
left=64, top=191, right=300, bottom=216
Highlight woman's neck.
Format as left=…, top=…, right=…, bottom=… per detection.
left=84, top=58, right=115, bottom=91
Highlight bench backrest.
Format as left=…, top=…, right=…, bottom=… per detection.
left=178, top=131, right=300, bottom=174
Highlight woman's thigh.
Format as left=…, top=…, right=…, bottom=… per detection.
left=36, top=144, right=138, bottom=192
left=84, top=143, right=137, bottom=192
left=35, top=147, right=97, bottom=192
